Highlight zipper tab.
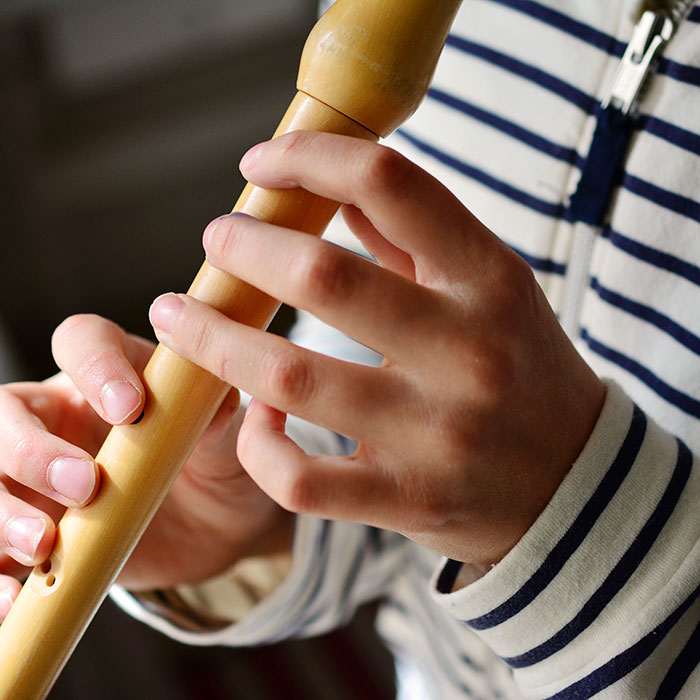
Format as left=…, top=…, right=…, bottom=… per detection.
left=602, top=10, right=673, bottom=114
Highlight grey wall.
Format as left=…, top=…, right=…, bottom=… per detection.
left=0, top=2, right=395, bottom=698
left=1, top=0, right=316, bottom=379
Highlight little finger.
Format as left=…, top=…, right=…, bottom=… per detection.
left=238, top=401, right=393, bottom=526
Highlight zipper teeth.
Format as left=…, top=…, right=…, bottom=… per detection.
left=669, top=0, right=695, bottom=26
left=563, top=0, right=692, bottom=336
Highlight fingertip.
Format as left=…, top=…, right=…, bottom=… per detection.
left=148, top=293, right=184, bottom=337
left=4, top=516, right=55, bottom=568
left=47, top=456, right=100, bottom=507
left=99, top=379, right=144, bottom=425
left=237, top=400, right=287, bottom=465
left=202, top=214, right=233, bottom=252
left=0, top=578, right=20, bottom=621
left=243, top=399, right=285, bottom=431
left=198, top=389, right=241, bottom=451
left=239, top=142, right=263, bottom=174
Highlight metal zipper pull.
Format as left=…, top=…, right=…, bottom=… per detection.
left=602, top=10, right=674, bottom=114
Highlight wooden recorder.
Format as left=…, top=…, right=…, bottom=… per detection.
left=0, top=2, right=462, bottom=697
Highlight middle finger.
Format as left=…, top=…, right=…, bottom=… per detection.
left=203, top=213, right=443, bottom=363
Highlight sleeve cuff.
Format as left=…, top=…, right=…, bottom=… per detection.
left=430, top=379, right=700, bottom=695
left=111, top=514, right=327, bottom=646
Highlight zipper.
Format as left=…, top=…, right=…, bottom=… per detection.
left=561, top=0, right=692, bottom=339
left=602, top=0, right=695, bottom=114
left=601, top=10, right=674, bottom=114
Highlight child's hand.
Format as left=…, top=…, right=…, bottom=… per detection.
left=0, top=317, right=290, bottom=618
left=149, top=131, right=605, bottom=565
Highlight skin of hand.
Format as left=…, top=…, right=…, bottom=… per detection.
left=146, top=130, right=606, bottom=569
left=0, top=321, right=292, bottom=619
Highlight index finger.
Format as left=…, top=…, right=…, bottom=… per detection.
left=239, top=131, right=491, bottom=278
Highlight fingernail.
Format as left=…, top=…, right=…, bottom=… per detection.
left=149, top=294, right=184, bottom=335
left=203, top=213, right=250, bottom=255
left=239, top=143, right=262, bottom=173
left=5, top=517, right=46, bottom=563
left=47, top=457, right=97, bottom=506
left=100, top=380, right=142, bottom=424
left=202, top=217, right=223, bottom=252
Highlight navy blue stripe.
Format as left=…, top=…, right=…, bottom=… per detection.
left=427, top=87, right=584, bottom=167
left=508, top=243, right=567, bottom=275
left=622, top=173, right=700, bottom=223
left=445, top=34, right=596, bottom=113
left=545, top=444, right=696, bottom=699
left=504, top=437, right=692, bottom=667
left=426, top=89, right=700, bottom=227
left=437, top=558, right=462, bottom=594
left=689, top=6, right=700, bottom=22
left=486, top=0, right=625, bottom=56
left=467, top=406, right=647, bottom=630
left=602, top=227, right=700, bottom=289
left=283, top=521, right=331, bottom=638
left=655, top=615, right=700, bottom=698
left=590, top=276, right=700, bottom=357
left=657, top=58, right=700, bottom=88
left=395, top=127, right=567, bottom=220
left=581, top=329, right=700, bottom=419
left=638, top=115, right=700, bottom=157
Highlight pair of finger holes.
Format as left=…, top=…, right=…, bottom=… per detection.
left=39, top=560, right=56, bottom=588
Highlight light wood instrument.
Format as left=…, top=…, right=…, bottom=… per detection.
left=0, top=1, right=461, bottom=697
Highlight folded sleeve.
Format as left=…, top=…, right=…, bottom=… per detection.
left=111, top=408, right=409, bottom=646
left=430, top=380, right=700, bottom=698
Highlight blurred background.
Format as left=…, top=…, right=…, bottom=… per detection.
left=0, top=0, right=395, bottom=697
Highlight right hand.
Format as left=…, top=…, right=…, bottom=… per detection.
left=0, top=313, right=292, bottom=620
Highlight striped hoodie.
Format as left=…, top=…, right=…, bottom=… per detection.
left=113, top=1, right=700, bottom=697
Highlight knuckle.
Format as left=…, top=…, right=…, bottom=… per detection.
left=278, top=130, right=308, bottom=163
left=263, top=351, right=313, bottom=409
left=491, top=249, right=539, bottom=310
left=396, top=472, right=455, bottom=536
left=464, top=341, right=516, bottom=412
left=276, top=467, right=316, bottom=513
left=188, top=319, right=231, bottom=380
left=476, top=342, right=515, bottom=394
left=6, top=429, right=37, bottom=474
left=294, top=244, right=357, bottom=304
left=358, top=146, right=411, bottom=197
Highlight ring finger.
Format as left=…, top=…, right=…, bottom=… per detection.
left=150, top=293, right=408, bottom=447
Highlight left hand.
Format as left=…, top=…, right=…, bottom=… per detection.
left=149, top=131, right=605, bottom=565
